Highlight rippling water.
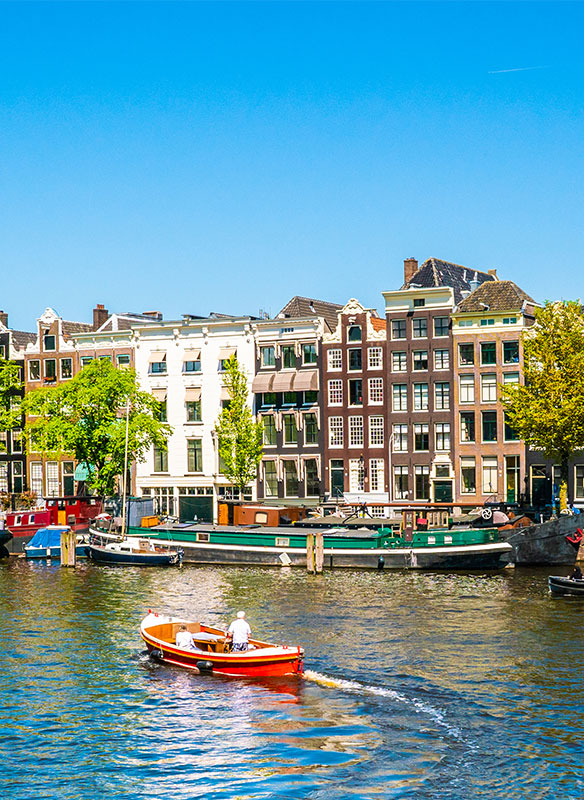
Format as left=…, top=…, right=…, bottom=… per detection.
left=2, top=560, right=584, bottom=799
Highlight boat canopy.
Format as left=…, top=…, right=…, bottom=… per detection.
left=27, top=527, right=69, bottom=549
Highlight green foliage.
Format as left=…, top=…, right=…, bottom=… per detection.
left=215, top=355, right=263, bottom=493
left=23, top=359, right=172, bottom=496
left=501, top=300, right=584, bottom=504
left=0, top=358, right=24, bottom=436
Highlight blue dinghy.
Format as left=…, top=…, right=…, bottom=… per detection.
left=24, top=526, right=89, bottom=560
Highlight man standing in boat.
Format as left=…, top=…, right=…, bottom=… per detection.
left=226, top=611, right=252, bottom=652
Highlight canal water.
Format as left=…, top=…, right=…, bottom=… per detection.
left=1, top=561, right=584, bottom=800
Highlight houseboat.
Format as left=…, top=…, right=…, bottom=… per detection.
left=6, top=496, right=102, bottom=554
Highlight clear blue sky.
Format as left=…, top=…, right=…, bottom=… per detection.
left=1, top=2, right=583, bottom=331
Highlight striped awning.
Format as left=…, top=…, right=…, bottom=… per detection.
left=252, top=372, right=275, bottom=393
left=148, top=351, right=166, bottom=362
left=151, top=388, right=167, bottom=401
left=271, top=372, right=296, bottom=392
left=293, top=369, right=318, bottom=391
left=185, top=387, right=201, bottom=401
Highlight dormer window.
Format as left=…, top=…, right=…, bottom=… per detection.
left=348, top=325, right=362, bottom=342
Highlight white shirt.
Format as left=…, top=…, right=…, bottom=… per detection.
left=228, top=618, right=251, bottom=645
left=175, top=630, right=196, bottom=651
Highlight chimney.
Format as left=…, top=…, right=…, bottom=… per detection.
left=404, top=257, right=418, bottom=284
left=0, top=311, right=7, bottom=328
left=468, top=271, right=481, bottom=292
left=142, top=311, right=163, bottom=321
left=93, top=303, right=109, bottom=331
left=488, top=269, right=498, bottom=279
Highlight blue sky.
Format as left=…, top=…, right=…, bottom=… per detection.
left=1, top=2, right=583, bottom=330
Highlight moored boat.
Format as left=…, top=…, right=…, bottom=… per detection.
left=548, top=575, right=584, bottom=596
left=6, top=497, right=102, bottom=554
left=24, top=526, right=89, bottom=560
left=140, top=611, right=304, bottom=677
left=88, top=535, right=182, bottom=566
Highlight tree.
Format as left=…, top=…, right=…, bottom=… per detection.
left=23, top=359, right=172, bottom=497
left=0, top=358, right=24, bottom=435
left=501, top=300, right=584, bottom=510
left=215, top=355, right=263, bottom=496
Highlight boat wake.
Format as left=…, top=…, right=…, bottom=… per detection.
left=304, top=670, right=463, bottom=741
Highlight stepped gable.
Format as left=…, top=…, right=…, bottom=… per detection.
left=278, top=296, right=343, bottom=332
left=457, top=280, right=536, bottom=314
left=403, top=258, right=497, bottom=303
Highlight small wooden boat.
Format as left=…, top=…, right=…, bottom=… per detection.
left=548, top=575, right=584, bottom=596
left=88, top=536, right=182, bottom=566
left=24, top=526, right=89, bottom=560
left=140, top=611, right=304, bottom=677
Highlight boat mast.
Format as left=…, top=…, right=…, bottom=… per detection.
left=121, top=398, right=130, bottom=539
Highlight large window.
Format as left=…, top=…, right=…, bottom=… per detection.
left=392, top=351, right=407, bottom=372
left=349, top=458, right=365, bottom=492
left=328, top=349, right=342, bottom=370
left=44, top=359, right=56, bottom=380
left=349, top=416, right=364, bottom=447
left=283, top=415, right=298, bottom=445
left=349, top=379, right=363, bottom=406
left=303, top=390, right=318, bottom=405
left=481, top=374, right=497, bottom=403
left=391, top=319, right=406, bottom=340
left=304, top=413, right=318, bottom=445
left=150, top=355, right=167, bottom=374
left=303, top=343, right=317, bottom=364
left=393, top=424, right=408, bottom=452
left=368, top=377, right=383, bottom=404
left=12, top=461, right=23, bottom=494
left=262, top=392, right=276, bottom=407
left=328, top=379, right=343, bottom=405
left=153, top=445, right=168, bottom=473
left=60, top=358, right=73, bottom=379
left=461, top=458, right=476, bottom=494
left=348, top=348, right=362, bottom=371
left=434, top=349, right=449, bottom=370
left=392, top=384, right=407, bottom=412
left=435, top=423, right=450, bottom=451
left=503, top=372, right=520, bottom=386
left=28, top=360, right=41, bottom=381
left=460, top=411, right=475, bottom=442
left=459, top=343, right=474, bottom=366
left=184, top=357, right=201, bottom=373
left=433, top=317, right=449, bottom=337
left=434, top=382, right=450, bottom=410
left=329, top=417, right=343, bottom=447
left=481, top=342, right=496, bottom=365
left=503, top=340, right=519, bottom=364
left=413, top=351, right=428, bottom=371
left=414, top=424, right=429, bottom=451
left=305, top=459, right=320, bottom=496
left=186, top=400, right=202, bottom=422
left=284, top=461, right=299, bottom=496
left=413, top=383, right=429, bottom=411
left=459, top=374, right=475, bottom=403
left=504, top=413, right=520, bottom=441
left=415, top=466, right=430, bottom=500
left=369, top=416, right=384, bottom=447
left=394, top=466, right=409, bottom=500
left=482, top=457, right=498, bottom=494
left=187, top=439, right=203, bottom=473
left=482, top=411, right=498, bottom=442
left=281, top=345, right=296, bottom=369
left=263, top=415, right=277, bottom=445
left=369, top=459, right=384, bottom=492
left=575, top=466, right=584, bottom=500
left=264, top=461, right=278, bottom=496
left=260, top=346, right=275, bottom=367
left=412, top=318, right=427, bottom=338
left=283, top=391, right=297, bottom=406
left=368, top=347, right=383, bottom=369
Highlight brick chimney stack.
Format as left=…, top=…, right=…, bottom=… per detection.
left=0, top=311, right=8, bottom=328
left=404, top=257, right=418, bottom=284
left=93, top=303, right=109, bottom=330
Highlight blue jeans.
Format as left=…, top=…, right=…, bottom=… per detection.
left=233, top=642, right=248, bottom=652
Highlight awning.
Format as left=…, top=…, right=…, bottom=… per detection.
left=151, top=388, right=167, bottom=401
left=220, top=387, right=231, bottom=401
left=183, top=349, right=201, bottom=360
left=149, top=351, right=166, bottom=362
left=185, top=387, right=201, bottom=401
left=272, top=372, right=296, bottom=392
left=252, top=373, right=275, bottom=393
left=218, top=347, right=236, bottom=360
left=293, top=369, right=318, bottom=392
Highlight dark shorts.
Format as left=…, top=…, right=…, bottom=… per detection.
left=233, top=642, right=248, bottom=652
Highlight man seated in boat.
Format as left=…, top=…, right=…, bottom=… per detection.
left=175, top=624, right=197, bottom=651
left=226, top=611, right=252, bottom=652
left=570, top=566, right=584, bottom=581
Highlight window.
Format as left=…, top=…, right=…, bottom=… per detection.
left=263, top=461, right=278, bottom=496
left=305, top=459, right=320, bottom=496
left=349, top=416, right=364, bottom=447
left=394, top=466, right=409, bottom=500
left=481, top=342, right=496, bottom=365
left=283, top=414, right=298, bottom=445
left=43, top=334, right=56, bottom=351
left=63, top=461, right=74, bottom=495
left=434, top=382, right=450, bottom=410
left=44, top=359, right=57, bottom=380
left=392, top=424, right=408, bottom=452
left=370, top=459, right=384, bottom=492
left=12, top=461, right=23, bottom=494
left=184, top=358, right=201, bottom=373
left=434, top=349, right=450, bottom=370
left=413, top=350, right=428, bottom=371
left=328, top=349, right=342, bottom=370
left=412, top=318, right=427, bottom=338
left=28, top=360, right=40, bottom=380
left=153, top=445, right=168, bottom=472
left=435, top=423, right=450, bottom=451
left=117, top=354, right=131, bottom=368
left=303, top=390, right=318, bottom=405
left=392, top=351, right=407, bottom=372
left=284, top=461, right=298, bottom=496
left=349, top=379, right=363, bottom=406
left=482, top=457, right=498, bottom=494
left=0, top=345, right=5, bottom=360
left=348, top=325, right=362, bottom=342
left=150, top=356, right=167, bottom=374
left=81, top=357, right=93, bottom=367
left=503, top=341, right=519, bottom=364
left=263, top=415, right=277, bottom=445
left=459, top=374, right=475, bottom=403
left=413, top=383, right=429, bottom=411
left=98, top=355, right=112, bottom=362
left=262, top=392, right=276, bottom=406
left=369, top=416, right=384, bottom=447
left=304, top=413, right=318, bottom=445
left=482, top=411, right=498, bottom=442
left=329, top=417, right=343, bottom=447
left=480, top=319, right=495, bottom=327
left=415, top=466, right=430, bottom=500
left=575, top=466, right=584, bottom=500
left=392, top=384, right=407, bottom=412
left=328, top=379, right=343, bottom=405
left=461, top=458, right=476, bottom=494
left=459, top=319, right=473, bottom=327
left=349, top=458, right=365, bottom=492
left=11, top=430, right=23, bottom=453
left=187, top=439, right=203, bottom=472
left=434, top=317, right=449, bottom=337
left=157, top=399, right=167, bottom=422
left=481, top=374, right=497, bottom=403
left=281, top=345, right=296, bottom=369
left=503, top=372, right=520, bottom=385
left=459, top=343, right=474, bottom=366
left=368, top=347, right=382, bottom=369
left=503, top=317, right=518, bottom=325
left=283, top=391, right=297, bottom=405
left=0, top=463, right=6, bottom=493
left=436, top=465, right=450, bottom=479
left=414, top=424, right=429, bottom=451
left=186, top=400, right=202, bottom=422
left=460, top=412, right=475, bottom=442
left=60, top=358, right=73, bottom=379
left=413, top=298, right=425, bottom=308
left=391, top=319, right=406, bottom=340
left=368, top=377, right=383, bottom=404
left=261, top=346, right=275, bottom=367
left=504, top=413, right=520, bottom=441
left=348, top=348, right=362, bottom=370
left=303, top=344, right=317, bottom=364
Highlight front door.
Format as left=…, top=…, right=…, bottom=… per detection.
left=434, top=481, right=453, bottom=502
left=330, top=459, right=345, bottom=499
